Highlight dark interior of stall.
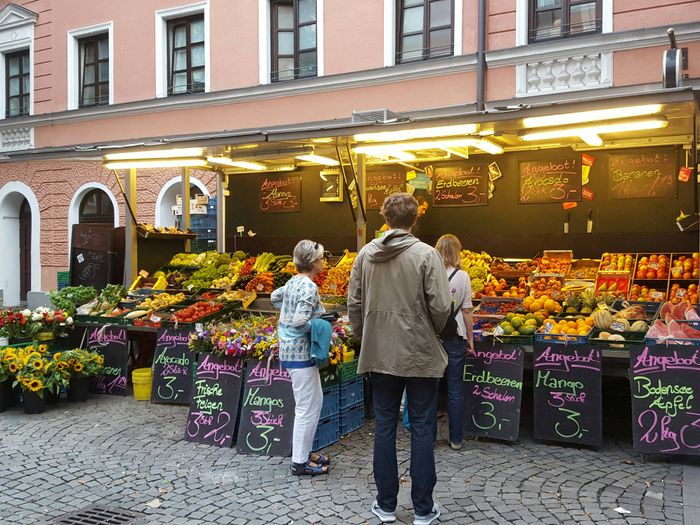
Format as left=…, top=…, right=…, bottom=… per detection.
left=226, top=146, right=698, bottom=258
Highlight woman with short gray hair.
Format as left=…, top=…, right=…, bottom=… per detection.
left=271, top=239, right=329, bottom=476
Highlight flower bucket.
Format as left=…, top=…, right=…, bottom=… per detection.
left=0, top=379, right=17, bottom=412
left=0, top=336, right=9, bottom=347
left=68, top=376, right=90, bottom=403
left=36, top=332, right=54, bottom=342
left=22, top=391, right=46, bottom=414
left=132, top=368, right=152, bottom=401
left=45, top=389, right=60, bottom=405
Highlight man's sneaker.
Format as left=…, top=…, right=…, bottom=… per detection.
left=371, top=500, right=397, bottom=523
left=413, top=504, right=441, bottom=525
left=450, top=441, right=462, bottom=451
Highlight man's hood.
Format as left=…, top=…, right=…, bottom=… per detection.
left=365, top=229, right=420, bottom=263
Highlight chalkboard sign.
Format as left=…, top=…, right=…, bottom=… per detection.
left=366, top=170, right=406, bottom=210
left=533, top=342, right=602, bottom=447
left=70, top=248, right=112, bottom=289
left=151, top=328, right=195, bottom=405
left=463, top=339, right=525, bottom=441
left=259, top=174, right=302, bottom=212
left=87, top=325, right=128, bottom=396
left=236, top=358, right=295, bottom=456
left=185, top=353, right=245, bottom=447
left=432, top=165, right=488, bottom=207
left=608, top=149, right=677, bottom=199
left=630, top=344, right=700, bottom=455
left=519, top=158, right=581, bottom=204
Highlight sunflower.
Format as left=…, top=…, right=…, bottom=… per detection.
left=3, top=354, right=14, bottom=362
left=53, top=352, right=62, bottom=361
left=68, top=358, right=76, bottom=366
left=8, top=363, right=18, bottom=373
left=38, top=344, right=48, bottom=353
left=33, top=360, right=44, bottom=369
left=28, top=379, right=42, bottom=392
left=57, top=362, right=68, bottom=370
left=98, top=356, right=104, bottom=366
left=73, top=363, right=84, bottom=373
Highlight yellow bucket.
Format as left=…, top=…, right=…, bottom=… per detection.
left=132, top=368, right=152, bottom=401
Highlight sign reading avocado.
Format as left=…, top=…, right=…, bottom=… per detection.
left=519, top=158, right=581, bottom=204
left=432, top=164, right=488, bottom=207
left=608, top=148, right=677, bottom=199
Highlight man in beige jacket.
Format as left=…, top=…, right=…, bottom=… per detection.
left=348, top=193, right=452, bottom=525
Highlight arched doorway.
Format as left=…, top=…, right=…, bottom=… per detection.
left=0, top=182, right=41, bottom=306
left=78, top=188, right=115, bottom=223
left=155, top=176, right=210, bottom=227
left=19, top=199, right=31, bottom=302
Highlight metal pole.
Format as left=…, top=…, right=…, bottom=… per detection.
left=182, top=167, right=191, bottom=252
left=216, top=171, right=226, bottom=253
left=356, top=153, right=367, bottom=250
left=124, top=168, right=138, bottom=285
left=476, top=0, right=487, bottom=112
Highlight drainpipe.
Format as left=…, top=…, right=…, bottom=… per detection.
left=476, top=0, right=487, bottom=112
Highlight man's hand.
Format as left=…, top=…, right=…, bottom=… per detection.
left=467, top=339, right=475, bottom=355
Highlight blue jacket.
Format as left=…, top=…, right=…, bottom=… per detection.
left=310, top=318, right=333, bottom=367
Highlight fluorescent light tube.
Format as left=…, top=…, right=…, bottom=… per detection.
left=104, top=159, right=209, bottom=170
left=354, top=124, right=478, bottom=142
left=104, top=147, right=204, bottom=161
left=523, top=104, right=663, bottom=128
left=295, top=154, right=340, bottom=166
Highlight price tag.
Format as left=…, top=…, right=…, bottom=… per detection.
left=329, top=283, right=337, bottom=290
left=493, top=325, right=505, bottom=336
left=187, top=284, right=194, bottom=291
left=611, top=321, right=625, bottom=332
left=650, top=291, right=664, bottom=300
left=256, top=284, right=264, bottom=292
left=542, top=321, right=554, bottom=334
left=150, top=315, right=161, bottom=323
left=677, top=288, right=687, bottom=298
left=649, top=262, right=659, bottom=270
left=77, top=253, right=84, bottom=263
left=139, top=269, right=150, bottom=278
left=597, top=302, right=609, bottom=310
left=236, top=226, right=245, bottom=233
left=195, top=323, right=204, bottom=333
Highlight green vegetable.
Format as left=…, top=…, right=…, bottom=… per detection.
left=50, top=286, right=98, bottom=315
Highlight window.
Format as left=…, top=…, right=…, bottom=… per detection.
left=78, top=34, right=109, bottom=107
left=167, top=15, right=205, bottom=95
left=271, top=0, right=317, bottom=82
left=79, top=189, right=114, bottom=224
left=529, top=0, right=600, bottom=42
left=396, top=0, right=453, bottom=63
left=5, top=50, right=29, bottom=118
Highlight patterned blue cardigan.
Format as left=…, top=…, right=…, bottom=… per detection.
left=271, top=274, right=325, bottom=369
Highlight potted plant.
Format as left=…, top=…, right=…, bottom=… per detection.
left=11, top=346, right=50, bottom=414
left=56, top=349, right=104, bottom=402
left=0, top=326, right=8, bottom=347
left=11, top=310, right=41, bottom=344
left=44, top=355, right=71, bottom=405
left=0, top=346, right=19, bottom=411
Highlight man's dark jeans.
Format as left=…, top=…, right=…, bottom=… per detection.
left=370, top=372, right=439, bottom=516
left=442, top=335, right=467, bottom=444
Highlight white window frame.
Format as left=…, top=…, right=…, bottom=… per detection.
left=259, top=0, right=324, bottom=85
left=0, top=6, right=36, bottom=120
left=67, top=22, right=114, bottom=111
left=384, top=0, right=464, bottom=67
left=155, top=1, right=210, bottom=98
left=516, top=0, right=613, bottom=47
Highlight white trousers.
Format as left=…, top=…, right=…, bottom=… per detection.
left=289, top=366, right=324, bottom=464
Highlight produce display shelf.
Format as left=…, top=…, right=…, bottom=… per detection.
left=338, top=358, right=358, bottom=382
left=339, top=377, right=364, bottom=410
left=589, top=328, right=646, bottom=346
left=611, top=301, right=660, bottom=321
left=534, top=326, right=592, bottom=344
left=320, top=385, right=339, bottom=419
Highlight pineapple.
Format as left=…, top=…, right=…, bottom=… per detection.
left=581, top=288, right=597, bottom=314
left=564, top=292, right=581, bottom=314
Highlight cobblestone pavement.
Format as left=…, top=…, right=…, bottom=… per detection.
left=0, top=396, right=698, bottom=525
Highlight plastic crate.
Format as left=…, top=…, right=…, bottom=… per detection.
left=339, top=402, right=365, bottom=435
left=339, top=377, right=364, bottom=409
left=320, top=385, right=339, bottom=419
left=339, top=358, right=358, bottom=382
left=320, top=365, right=340, bottom=389
left=612, top=301, right=661, bottom=321
left=313, top=413, right=340, bottom=451
left=534, top=323, right=592, bottom=344
left=57, top=271, right=70, bottom=291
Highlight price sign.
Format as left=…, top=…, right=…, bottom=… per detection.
left=152, top=328, right=194, bottom=405
left=519, top=158, right=581, bottom=204
left=533, top=342, right=602, bottom=447
left=87, top=326, right=128, bottom=397
left=630, top=344, right=700, bottom=455
left=237, top=358, right=295, bottom=457
left=608, top=148, right=677, bottom=199
left=432, top=164, right=488, bottom=207
left=259, top=175, right=302, bottom=212
left=365, top=170, right=406, bottom=210
left=184, top=353, right=245, bottom=448
left=463, top=339, right=525, bottom=441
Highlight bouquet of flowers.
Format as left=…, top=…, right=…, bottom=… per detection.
left=0, top=309, right=28, bottom=340
left=29, top=306, right=73, bottom=337
left=189, top=316, right=279, bottom=359
left=53, top=349, right=104, bottom=377
left=10, top=345, right=50, bottom=397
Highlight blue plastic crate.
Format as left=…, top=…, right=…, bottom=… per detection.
left=320, top=385, right=339, bottom=419
left=339, top=377, right=364, bottom=409
left=313, top=413, right=339, bottom=451
left=339, top=402, right=365, bottom=436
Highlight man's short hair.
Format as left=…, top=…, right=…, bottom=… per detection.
left=380, top=193, right=418, bottom=230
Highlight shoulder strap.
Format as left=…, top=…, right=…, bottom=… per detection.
left=447, top=269, right=459, bottom=282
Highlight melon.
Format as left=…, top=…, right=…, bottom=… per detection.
left=630, top=320, right=649, bottom=332
left=592, top=309, right=613, bottom=330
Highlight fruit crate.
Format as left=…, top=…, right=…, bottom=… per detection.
left=589, top=328, right=646, bottom=347
left=339, top=377, right=364, bottom=409
left=339, top=401, right=365, bottom=436
left=565, top=259, right=600, bottom=281
left=313, top=413, right=340, bottom=451
left=598, top=253, right=637, bottom=275
left=612, top=301, right=660, bottom=322
left=536, top=250, right=573, bottom=275
left=534, top=323, right=592, bottom=344
left=490, top=258, right=537, bottom=278
left=320, top=385, right=339, bottom=419
left=339, top=358, right=359, bottom=382
left=594, top=272, right=630, bottom=299
left=474, top=297, right=524, bottom=316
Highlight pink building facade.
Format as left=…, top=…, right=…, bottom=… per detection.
left=0, top=0, right=698, bottom=304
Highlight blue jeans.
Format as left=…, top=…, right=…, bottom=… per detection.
left=442, top=336, right=467, bottom=444
left=370, top=372, right=439, bottom=516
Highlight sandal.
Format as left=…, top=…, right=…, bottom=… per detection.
left=291, top=460, right=329, bottom=476
left=309, top=452, right=331, bottom=465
